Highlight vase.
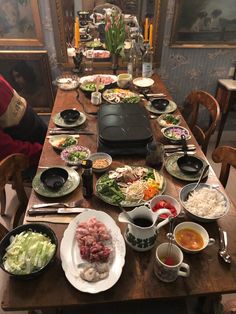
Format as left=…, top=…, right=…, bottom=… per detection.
left=111, top=54, right=119, bottom=75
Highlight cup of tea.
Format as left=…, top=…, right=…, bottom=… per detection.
left=91, top=91, right=102, bottom=105
left=154, top=242, right=190, bottom=282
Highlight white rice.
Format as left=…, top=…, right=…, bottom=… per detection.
left=183, top=187, right=227, bottom=219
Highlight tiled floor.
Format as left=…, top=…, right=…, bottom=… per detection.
left=0, top=132, right=236, bottom=314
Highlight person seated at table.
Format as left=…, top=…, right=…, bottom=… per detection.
left=0, top=75, right=47, bottom=179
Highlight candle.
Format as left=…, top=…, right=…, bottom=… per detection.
left=149, top=24, right=153, bottom=48
left=74, top=16, right=80, bottom=48
left=144, top=17, right=149, bottom=42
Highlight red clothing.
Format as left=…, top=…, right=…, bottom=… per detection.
left=0, top=75, right=46, bottom=166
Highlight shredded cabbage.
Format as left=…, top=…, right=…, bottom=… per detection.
left=3, top=230, right=56, bottom=275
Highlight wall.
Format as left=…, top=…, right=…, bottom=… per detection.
left=158, top=0, right=236, bottom=106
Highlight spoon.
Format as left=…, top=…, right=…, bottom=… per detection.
left=185, top=164, right=209, bottom=200
left=219, top=227, right=231, bottom=264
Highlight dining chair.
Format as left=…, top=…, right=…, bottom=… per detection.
left=212, top=145, right=236, bottom=188
left=0, top=153, right=29, bottom=228
left=183, top=90, right=220, bottom=155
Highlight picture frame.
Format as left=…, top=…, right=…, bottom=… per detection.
left=0, top=0, right=43, bottom=46
left=0, top=51, right=54, bottom=113
left=170, top=0, right=236, bottom=48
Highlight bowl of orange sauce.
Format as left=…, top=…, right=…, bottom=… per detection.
left=173, top=221, right=215, bottom=254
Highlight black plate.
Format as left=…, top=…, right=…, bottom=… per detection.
left=0, top=223, right=58, bottom=280
left=151, top=98, right=170, bottom=111
left=40, top=167, right=69, bottom=190
left=60, top=109, right=80, bottom=124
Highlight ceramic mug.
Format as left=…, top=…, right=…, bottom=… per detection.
left=91, top=91, right=102, bottom=105
left=154, top=242, right=190, bottom=282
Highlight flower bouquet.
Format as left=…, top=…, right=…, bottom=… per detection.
left=105, top=11, right=126, bottom=71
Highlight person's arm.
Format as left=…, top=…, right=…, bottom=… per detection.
left=0, top=128, right=43, bottom=166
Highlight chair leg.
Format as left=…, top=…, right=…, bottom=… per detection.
left=0, top=188, right=6, bottom=216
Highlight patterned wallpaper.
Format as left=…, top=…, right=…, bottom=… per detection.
left=158, top=0, right=236, bottom=106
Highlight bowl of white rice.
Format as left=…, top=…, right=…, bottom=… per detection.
left=179, top=183, right=229, bottom=222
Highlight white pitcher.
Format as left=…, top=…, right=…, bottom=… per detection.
left=118, top=205, right=171, bottom=252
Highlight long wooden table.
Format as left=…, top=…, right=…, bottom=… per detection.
left=2, top=74, right=236, bottom=313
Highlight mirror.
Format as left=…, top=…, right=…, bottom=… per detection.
left=50, top=0, right=167, bottom=68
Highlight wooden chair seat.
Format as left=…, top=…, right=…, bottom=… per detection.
left=183, top=90, right=220, bottom=155
left=212, top=145, right=236, bottom=188
left=0, top=153, right=30, bottom=228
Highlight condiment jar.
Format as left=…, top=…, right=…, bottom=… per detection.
left=81, top=159, right=93, bottom=198
left=146, top=141, right=164, bottom=170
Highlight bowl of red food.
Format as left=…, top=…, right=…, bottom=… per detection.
left=149, top=195, right=182, bottom=219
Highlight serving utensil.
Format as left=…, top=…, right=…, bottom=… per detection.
left=32, top=200, right=83, bottom=209
left=165, top=216, right=175, bottom=265
left=219, top=227, right=231, bottom=264
left=185, top=164, right=209, bottom=200
left=117, top=203, right=134, bottom=224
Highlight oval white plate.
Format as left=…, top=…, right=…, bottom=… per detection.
left=60, top=210, right=126, bottom=293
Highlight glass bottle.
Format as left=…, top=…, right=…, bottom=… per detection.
left=81, top=159, right=93, bottom=198
left=142, top=43, right=153, bottom=78
left=127, top=39, right=137, bottom=77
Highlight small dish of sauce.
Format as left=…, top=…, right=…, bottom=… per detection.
left=175, top=228, right=204, bottom=251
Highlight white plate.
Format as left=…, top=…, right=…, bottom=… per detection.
left=79, top=74, right=117, bottom=86
left=48, top=135, right=79, bottom=151
left=60, top=210, right=126, bottom=293
left=53, top=112, right=86, bottom=128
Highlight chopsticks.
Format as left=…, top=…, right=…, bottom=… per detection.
left=48, top=129, right=94, bottom=135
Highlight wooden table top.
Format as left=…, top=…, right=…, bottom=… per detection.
left=2, top=74, right=236, bottom=312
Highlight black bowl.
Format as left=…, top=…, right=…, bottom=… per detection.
left=0, top=223, right=58, bottom=280
left=151, top=98, right=169, bottom=111
left=40, top=167, right=68, bottom=190
left=177, top=155, right=203, bottom=175
left=60, top=109, right=80, bottom=124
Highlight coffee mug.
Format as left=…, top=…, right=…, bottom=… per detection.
left=154, top=242, right=190, bottom=282
left=91, top=91, right=102, bottom=105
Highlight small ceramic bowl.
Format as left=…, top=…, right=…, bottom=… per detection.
left=55, top=75, right=79, bottom=91
left=149, top=195, right=182, bottom=219
left=173, top=221, right=215, bottom=254
left=40, top=167, right=69, bottom=190
left=161, top=126, right=191, bottom=144
left=133, top=77, right=154, bottom=90
left=157, top=114, right=181, bottom=128
left=61, top=145, right=91, bottom=166
left=49, top=135, right=78, bottom=151
left=89, top=152, right=112, bottom=173
left=117, top=73, right=132, bottom=88
left=60, top=109, right=80, bottom=124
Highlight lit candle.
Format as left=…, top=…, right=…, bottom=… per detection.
left=149, top=24, right=153, bottom=48
left=74, top=16, right=80, bottom=48
left=144, top=17, right=149, bottom=42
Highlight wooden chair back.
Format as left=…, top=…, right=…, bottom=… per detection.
left=184, top=90, right=220, bottom=154
left=0, top=153, right=29, bottom=228
left=212, top=146, right=236, bottom=188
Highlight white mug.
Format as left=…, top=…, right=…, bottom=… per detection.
left=154, top=242, right=190, bottom=282
left=91, top=91, right=102, bottom=105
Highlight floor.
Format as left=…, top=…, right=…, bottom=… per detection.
left=0, top=131, right=236, bottom=314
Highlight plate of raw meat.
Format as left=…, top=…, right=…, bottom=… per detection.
left=60, top=209, right=126, bottom=293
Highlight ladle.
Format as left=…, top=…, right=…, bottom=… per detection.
left=185, top=164, right=210, bottom=200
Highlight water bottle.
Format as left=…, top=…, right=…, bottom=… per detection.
left=142, top=43, right=153, bottom=78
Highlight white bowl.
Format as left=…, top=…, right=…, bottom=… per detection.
left=173, top=221, right=215, bottom=254
left=60, top=145, right=91, bottom=166
left=161, top=126, right=191, bottom=144
left=89, top=153, right=112, bottom=173
left=149, top=195, right=182, bottom=219
left=49, top=135, right=78, bottom=151
left=179, top=183, right=229, bottom=223
left=133, top=77, right=154, bottom=89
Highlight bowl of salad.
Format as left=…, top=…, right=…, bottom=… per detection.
left=161, top=126, right=191, bottom=143
left=61, top=145, right=90, bottom=165
left=80, top=81, right=105, bottom=95
left=49, top=135, right=78, bottom=151
left=0, top=223, right=57, bottom=279
left=157, top=114, right=181, bottom=128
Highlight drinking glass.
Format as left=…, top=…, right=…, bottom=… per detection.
left=146, top=141, right=164, bottom=171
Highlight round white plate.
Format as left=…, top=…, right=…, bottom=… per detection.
left=53, top=112, right=86, bottom=128
left=60, top=210, right=126, bottom=293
